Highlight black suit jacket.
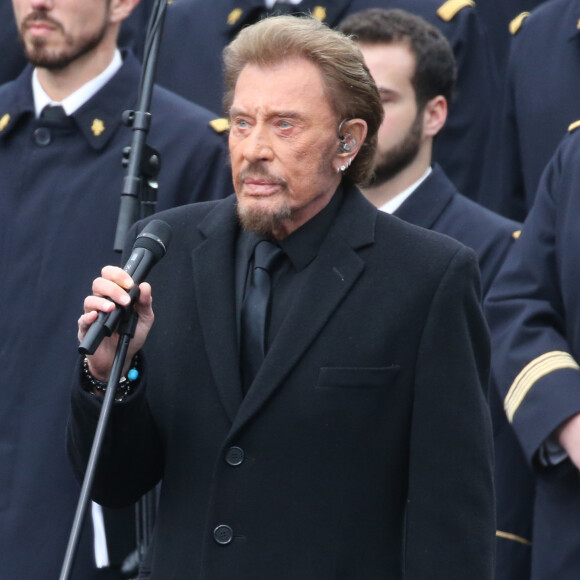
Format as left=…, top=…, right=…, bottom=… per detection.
left=69, top=187, right=495, bottom=579
left=393, top=165, right=528, bottom=578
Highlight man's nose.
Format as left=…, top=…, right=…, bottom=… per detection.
left=243, top=124, right=274, bottom=162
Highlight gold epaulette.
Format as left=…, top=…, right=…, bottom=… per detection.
left=437, top=0, right=475, bottom=22
left=227, top=8, right=243, bottom=26
left=568, top=119, right=580, bottom=133
left=312, top=6, right=326, bottom=21
left=0, top=113, right=10, bottom=132
left=509, top=12, right=530, bottom=35
left=210, top=118, right=230, bottom=133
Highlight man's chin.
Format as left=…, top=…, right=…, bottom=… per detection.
left=236, top=201, right=291, bottom=236
left=24, top=40, right=73, bottom=70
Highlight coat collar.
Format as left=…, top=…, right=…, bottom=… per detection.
left=191, top=186, right=377, bottom=432
left=393, top=164, right=456, bottom=231
left=0, top=50, right=142, bottom=151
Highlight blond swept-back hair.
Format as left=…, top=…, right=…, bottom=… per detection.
left=223, top=15, right=384, bottom=186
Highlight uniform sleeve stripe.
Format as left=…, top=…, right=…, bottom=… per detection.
left=504, top=351, right=580, bottom=422
left=496, top=530, right=532, bottom=546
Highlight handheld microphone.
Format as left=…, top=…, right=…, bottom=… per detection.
left=79, top=219, right=173, bottom=355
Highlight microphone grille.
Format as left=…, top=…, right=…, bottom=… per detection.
left=134, top=219, right=173, bottom=261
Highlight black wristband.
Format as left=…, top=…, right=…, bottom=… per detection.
left=81, top=354, right=140, bottom=402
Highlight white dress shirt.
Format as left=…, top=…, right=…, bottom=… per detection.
left=32, top=49, right=122, bottom=117
left=378, top=166, right=432, bottom=215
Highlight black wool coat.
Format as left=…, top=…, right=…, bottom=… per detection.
left=69, top=187, right=495, bottom=579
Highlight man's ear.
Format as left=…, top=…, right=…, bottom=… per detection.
left=422, top=95, right=447, bottom=139
left=336, top=118, right=367, bottom=159
left=109, top=0, right=141, bottom=25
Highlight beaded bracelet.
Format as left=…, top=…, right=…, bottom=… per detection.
left=82, top=355, right=140, bottom=402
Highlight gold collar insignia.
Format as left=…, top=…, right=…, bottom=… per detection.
left=91, top=118, right=105, bottom=137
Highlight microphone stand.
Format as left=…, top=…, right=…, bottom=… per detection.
left=59, top=309, right=139, bottom=580
left=114, top=0, right=169, bottom=251
left=120, top=2, right=170, bottom=571
left=60, top=1, right=169, bottom=577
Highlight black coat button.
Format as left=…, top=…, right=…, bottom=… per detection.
left=33, top=127, right=52, bottom=146
left=213, top=524, right=234, bottom=545
left=225, top=446, right=244, bottom=466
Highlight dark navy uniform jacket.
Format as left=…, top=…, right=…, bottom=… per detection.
left=480, top=0, right=580, bottom=221
left=155, top=0, right=498, bottom=201
left=118, top=0, right=156, bottom=59
left=0, top=52, right=231, bottom=580
left=394, top=163, right=520, bottom=298
left=475, top=0, right=546, bottom=78
left=0, top=3, right=26, bottom=85
left=485, top=128, right=580, bottom=579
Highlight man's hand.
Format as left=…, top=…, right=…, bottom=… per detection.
left=557, top=412, right=580, bottom=470
left=78, top=265, right=155, bottom=381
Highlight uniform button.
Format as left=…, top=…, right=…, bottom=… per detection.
left=225, top=446, right=244, bottom=466
left=213, top=524, right=234, bottom=545
left=34, top=127, right=52, bottom=147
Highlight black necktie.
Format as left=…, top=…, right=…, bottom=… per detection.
left=240, top=240, right=283, bottom=392
left=40, top=105, right=67, bottom=121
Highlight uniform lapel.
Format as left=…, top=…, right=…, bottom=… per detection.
left=230, top=187, right=377, bottom=436
left=393, top=164, right=455, bottom=230
left=191, top=197, right=244, bottom=422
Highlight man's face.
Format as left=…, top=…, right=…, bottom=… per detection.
left=12, top=0, right=111, bottom=69
left=228, top=57, right=342, bottom=239
left=358, top=42, right=424, bottom=187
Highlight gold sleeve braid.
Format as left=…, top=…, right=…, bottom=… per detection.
left=504, top=351, right=580, bottom=422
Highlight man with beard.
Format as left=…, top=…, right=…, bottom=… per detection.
left=0, top=0, right=231, bottom=578
left=339, top=8, right=520, bottom=297
left=68, top=15, right=495, bottom=579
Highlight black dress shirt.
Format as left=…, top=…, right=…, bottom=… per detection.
left=235, top=187, right=344, bottom=354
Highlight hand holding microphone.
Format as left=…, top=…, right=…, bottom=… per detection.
left=78, top=219, right=172, bottom=379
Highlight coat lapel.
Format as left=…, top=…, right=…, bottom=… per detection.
left=230, top=187, right=378, bottom=436
left=393, top=164, right=455, bottom=230
left=192, top=197, right=244, bottom=422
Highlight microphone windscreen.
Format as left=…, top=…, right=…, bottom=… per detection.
left=134, top=219, right=173, bottom=261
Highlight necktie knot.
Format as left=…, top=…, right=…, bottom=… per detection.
left=253, top=240, right=282, bottom=274
left=40, top=105, right=67, bottom=121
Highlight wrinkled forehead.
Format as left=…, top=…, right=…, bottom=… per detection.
left=231, top=58, right=337, bottom=120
